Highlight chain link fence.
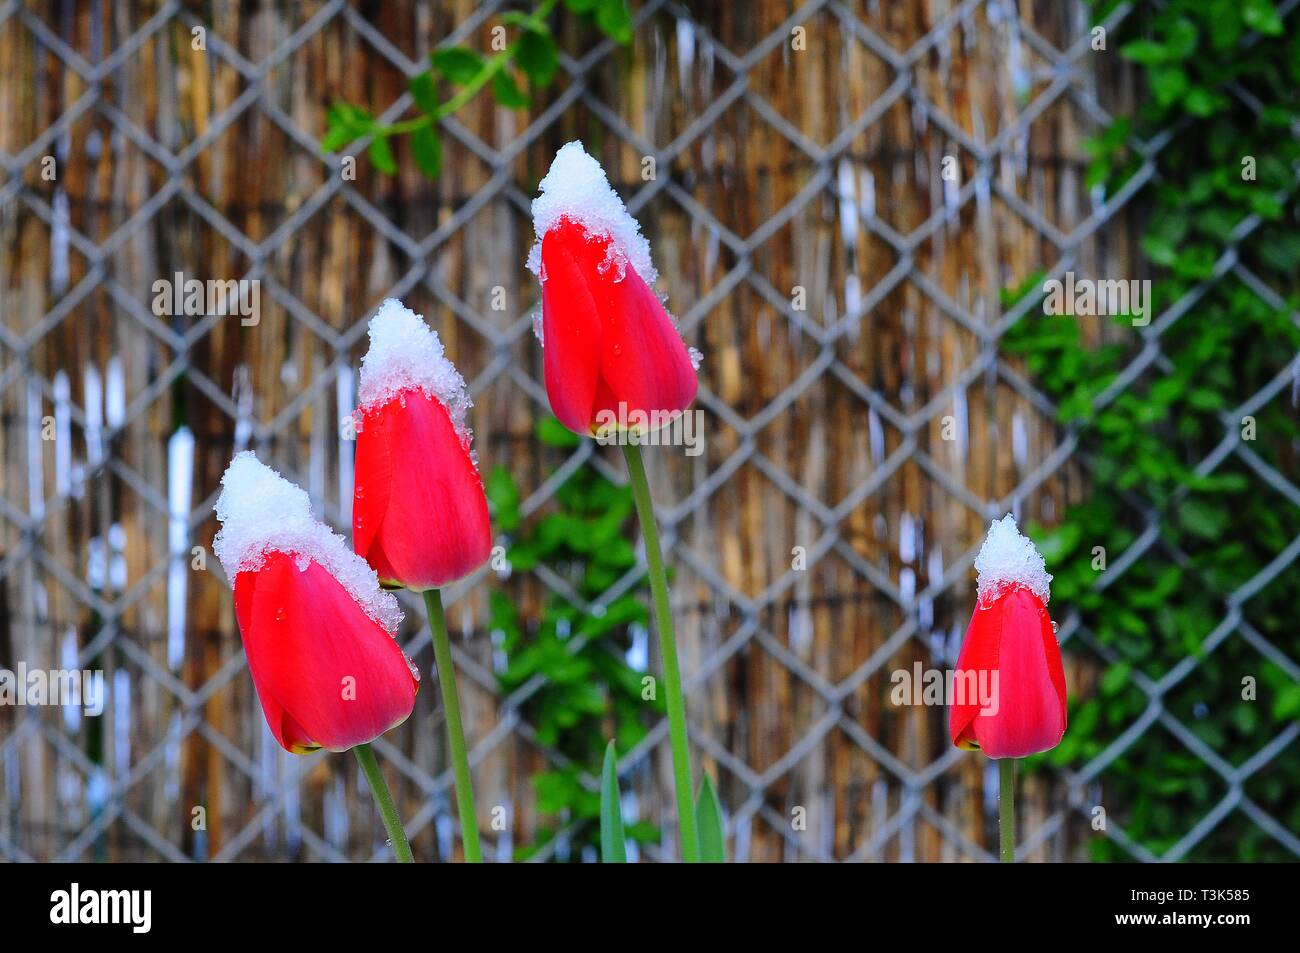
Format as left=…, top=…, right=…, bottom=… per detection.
left=0, top=0, right=1296, bottom=862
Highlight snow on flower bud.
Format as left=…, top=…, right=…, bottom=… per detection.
left=949, top=515, right=1068, bottom=759
left=527, top=141, right=698, bottom=435
left=214, top=452, right=418, bottom=754
left=352, top=299, right=492, bottom=591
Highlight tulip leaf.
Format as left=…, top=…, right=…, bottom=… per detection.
left=600, top=741, right=627, bottom=862
left=695, top=773, right=725, bottom=863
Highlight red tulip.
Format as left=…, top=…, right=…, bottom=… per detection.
left=949, top=516, right=1067, bottom=759
left=352, top=300, right=492, bottom=591
left=215, top=453, right=418, bottom=754
left=529, top=142, right=698, bottom=435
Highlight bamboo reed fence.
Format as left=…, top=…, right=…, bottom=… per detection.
left=0, top=0, right=1257, bottom=862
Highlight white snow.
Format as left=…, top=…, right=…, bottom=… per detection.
left=527, top=141, right=657, bottom=286
left=213, top=451, right=402, bottom=633
left=974, top=514, right=1052, bottom=605
left=357, top=299, right=472, bottom=442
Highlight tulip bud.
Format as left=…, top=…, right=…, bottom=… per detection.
left=214, top=452, right=418, bottom=754
left=949, top=515, right=1068, bottom=759
left=352, top=300, right=493, bottom=591
left=527, top=141, right=699, bottom=436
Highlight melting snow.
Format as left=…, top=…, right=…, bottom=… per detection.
left=974, top=514, right=1052, bottom=605
left=213, top=451, right=402, bottom=632
left=527, top=141, right=657, bottom=285
left=357, top=298, right=472, bottom=443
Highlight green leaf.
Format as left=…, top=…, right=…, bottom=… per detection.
left=600, top=741, right=627, bottom=862
left=408, top=72, right=439, bottom=115
left=368, top=135, right=396, bottom=175
left=410, top=124, right=443, bottom=179
left=322, top=102, right=372, bottom=152
left=432, top=46, right=485, bottom=84
left=596, top=0, right=633, bottom=43
left=1177, top=498, right=1228, bottom=540
left=491, top=69, right=529, bottom=108
left=537, top=415, right=581, bottom=447
left=695, top=774, right=725, bottom=862
left=486, top=464, right=521, bottom=532
left=1242, top=0, right=1284, bottom=35
left=516, top=30, right=559, bottom=86
left=1118, top=39, right=1167, bottom=65
left=564, top=0, right=599, bottom=14
left=1149, top=66, right=1187, bottom=107
left=321, top=123, right=354, bottom=154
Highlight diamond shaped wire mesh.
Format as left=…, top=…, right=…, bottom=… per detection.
left=0, top=0, right=1296, bottom=862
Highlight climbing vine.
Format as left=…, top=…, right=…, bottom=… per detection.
left=1004, top=0, right=1300, bottom=860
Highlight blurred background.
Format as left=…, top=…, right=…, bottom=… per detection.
left=1, top=0, right=1297, bottom=862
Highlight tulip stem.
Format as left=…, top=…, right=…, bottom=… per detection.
left=424, top=588, right=483, bottom=863
left=622, top=443, right=699, bottom=863
left=353, top=743, right=414, bottom=863
left=999, top=757, right=1016, bottom=863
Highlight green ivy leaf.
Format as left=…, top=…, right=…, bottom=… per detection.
left=367, top=135, right=396, bottom=174
left=432, top=46, right=485, bottom=84
left=486, top=464, right=521, bottom=532
left=1118, top=39, right=1167, bottom=64
left=517, top=29, right=559, bottom=86
left=537, top=415, right=581, bottom=447
left=410, top=124, right=443, bottom=179
left=1177, top=498, right=1229, bottom=540
left=595, top=0, right=633, bottom=43
left=1242, top=0, right=1284, bottom=35
left=491, top=69, right=530, bottom=107
left=408, top=72, right=439, bottom=115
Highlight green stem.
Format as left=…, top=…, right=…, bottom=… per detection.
left=353, top=743, right=414, bottom=863
left=622, top=443, right=699, bottom=863
left=424, top=588, right=483, bottom=863
left=999, top=757, right=1016, bottom=863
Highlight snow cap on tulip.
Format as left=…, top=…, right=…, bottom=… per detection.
left=974, top=514, right=1052, bottom=606
left=527, top=140, right=657, bottom=285
left=214, top=451, right=402, bottom=633
left=358, top=298, right=473, bottom=444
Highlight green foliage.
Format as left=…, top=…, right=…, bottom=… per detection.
left=1004, top=0, right=1300, bottom=860
left=487, top=418, right=663, bottom=860
left=320, top=0, right=632, bottom=178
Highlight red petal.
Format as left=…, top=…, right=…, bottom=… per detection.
left=360, top=389, right=492, bottom=590
left=949, top=596, right=1001, bottom=751
left=239, top=551, right=418, bottom=753
left=951, top=587, right=1066, bottom=759
left=540, top=219, right=605, bottom=433
left=352, top=404, right=393, bottom=577
left=593, top=261, right=697, bottom=427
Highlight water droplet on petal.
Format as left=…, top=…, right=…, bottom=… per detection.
left=275, top=606, right=287, bottom=621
